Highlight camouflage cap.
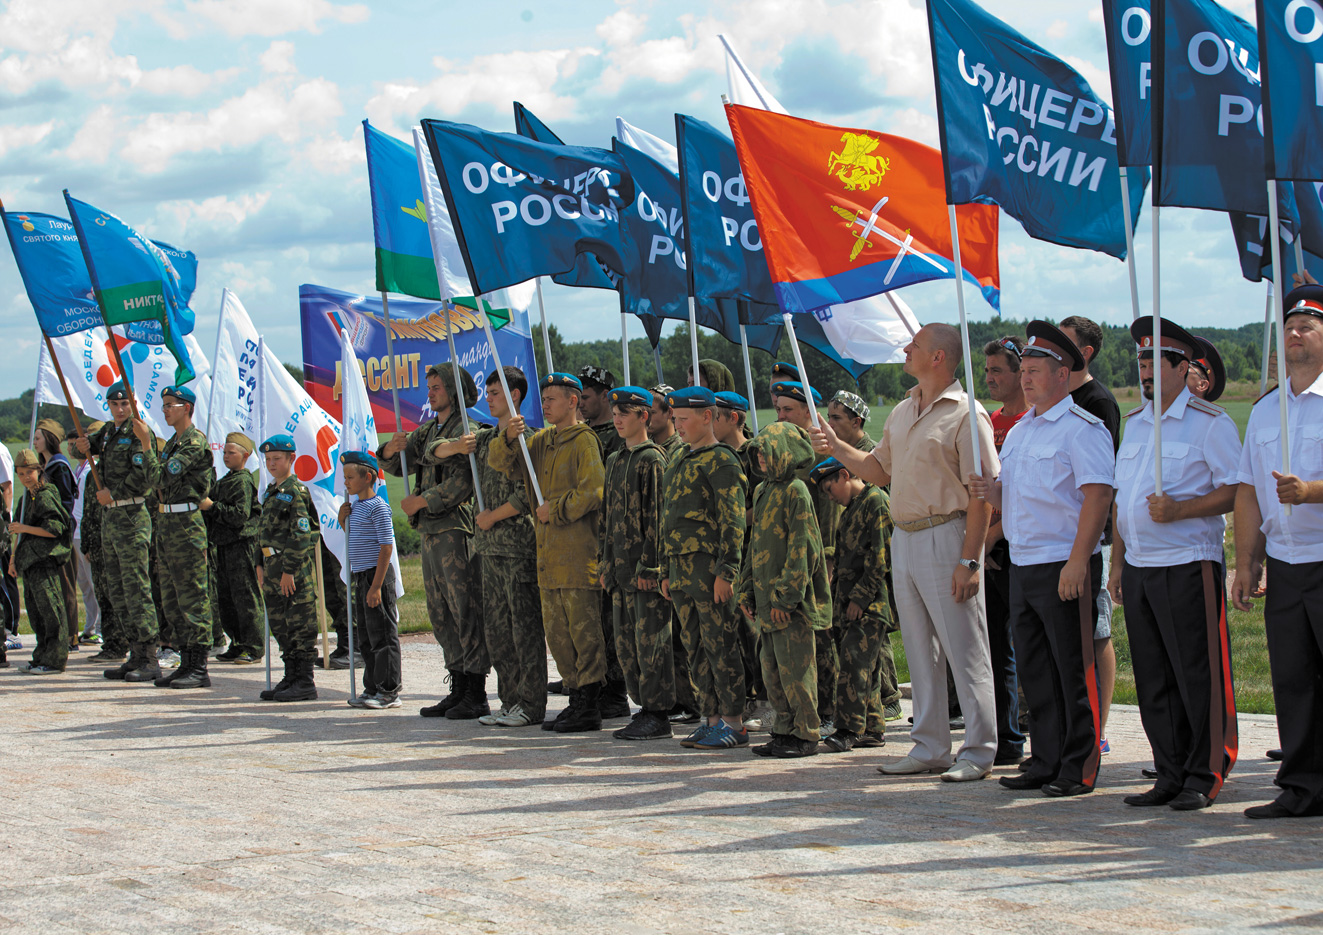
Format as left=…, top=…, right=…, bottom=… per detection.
left=830, top=390, right=869, bottom=422
left=578, top=365, right=615, bottom=391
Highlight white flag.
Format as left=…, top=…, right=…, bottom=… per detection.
left=614, top=117, right=678, bottom=174
left=720, top=34, right=917, bottom=365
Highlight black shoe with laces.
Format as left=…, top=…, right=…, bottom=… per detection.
left=613, top=710, right=672, bottom=741
left=855, top=730, right=886, bottom=748
left=752, top=733, right=791, bottom=757
left=1124, top=786, right=1178, bottom=807
left=420, top=670, right=466, bottom=717
left=821, top=730, right=857, bottom=753
left=771, top=736, right=819, bottom=758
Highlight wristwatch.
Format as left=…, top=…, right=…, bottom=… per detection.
left=959, top=558, right=981, bottom=572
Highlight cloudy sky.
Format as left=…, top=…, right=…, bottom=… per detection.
left=0, top=0, right=1269, bottom=399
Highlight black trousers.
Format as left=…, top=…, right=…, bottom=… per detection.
left=984, top=540, right=1025, bottom=758
left=1010, top=554, right=1103, bottom=787
left=352, top=569, right=402, bottom=696
left=1123, top=560, right=1237, bottom=798
left=1264, top=557, right=1323, bottom=814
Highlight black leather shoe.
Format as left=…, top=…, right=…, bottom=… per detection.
left=1266, top=748, right=1284, bottom=761
left=994, top=752, right=1026, bottom=767
left=1141, top=768, right=1159, bottom=779
left=752, top=734, right=790, bottom=757
left=1169, top=790, right=1213, bottom=811
left=613, top=711, right=672, bottom=741
left=821, top=730, right=857, bottom=753
left=1244, top=800, right=1323, bottom=819
left=771, top=736, right=818, bottom=758
left=855, top=731, right=885, bottom=748
left=546, top=679, right=565, bottom=695
left=1124, top=787, right=1178, bottom=807
left=1042, top=779, right=1093, bottom=797
left=999, top=774, right=1051, bottom=790
left=1017, top=755, right=1040, bottom=773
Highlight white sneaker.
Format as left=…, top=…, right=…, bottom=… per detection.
left=477, top=706, right=509, bottom=726
left=940, top=759, right=991, bottom=783
left=347, top=691, right=376, bottom=709
left=495, top=704, right=534, bottom=727
left=878, top=755, right=948, bottom=775
left=157, top=648, right=181, bottom=668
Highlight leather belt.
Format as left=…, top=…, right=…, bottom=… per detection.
left=158, top=502, right=199, bottom=514
left=107, top=497, right=146, bottom=509
left=894, top=510, right=966, bottom=534
left=262, top=547, right=281, bottom=558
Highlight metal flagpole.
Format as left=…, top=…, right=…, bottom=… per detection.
left=1267, top=180, right=1293, bottom=515
left=945, top=206, right=982, bottom=474
left=687, top=297, right=701, bottom=385
left=1119, top=167, right=1143, bottom=322
left=478, top=301, right=544, bottom=505
left=257, top=337, right=272, bottom=693
left=780, top=313, right=820, bottom=430
left=443, top=303, right=485, bottom=512
left=739, top=323, right=759, bottom=434
left=653, top=345, right=665, bottom=385
left=205, top=290, right=228, bottom=438
left=29, top=340, right=44, bottom=448
left=1151, top=201, right=1163, bottom=495
left=381, top=292, right=411, bottom=496
left=1261, top=281, right=1275, bottom=395
left=620, top=312, right=631, bottom=385
left=343, top=518, right=355, bottom=700
left=536, top=277, right=554, bottom=373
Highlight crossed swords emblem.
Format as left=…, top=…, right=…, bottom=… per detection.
left=830, top=197, right=947, bottom=284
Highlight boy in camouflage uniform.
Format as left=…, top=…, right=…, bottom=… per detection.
left=78, top=422, right=126, bottom=663
left=661, top=386, right=748, bottom=750
left=430, top=367, right=545, bottom=728
left=8, top=449, right=73, bottom=673
left=492, top=372, right=606, bottom=733
left=76, top=381, right=162, bottom=684
left=600, top=386, right=673, bottom=741
left=256, top=434, right=320, bottom=702
left=203, top=432, right=264, bottom=664
left=812, top=458, right=893, bottom=752
left=378, top=363, right=488, bottom=719
left=739, top=422, right=831, bottom=758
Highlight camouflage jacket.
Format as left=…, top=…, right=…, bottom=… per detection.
left=158, top=425, right=214, bottom=506
left=377, top=409, right=473, bottom=535
left=736, top=436, right=764, bottom=515
left=490, top=421, right=603, bottom=589
left=14, top=483, right=72, bottom=575
left=592, top=420, right=626, bottom=462
left=79, top=465, right=103, bottom=555
left=655, top=430, right=685, bottom=465
left=257, top=475, right=319, bottom=600
left=599, top=440, right=665, bottom=592
left=832, top=483, right=893, bottom=624
left=739, top=423, right=830, bottom=633
left=207, top=467, right=259, bottom=547
left=661, top=441, right=746, bottom=583
left=89, top=419, right=159, bottom=501
left=423, top=424, right=534, bottom=559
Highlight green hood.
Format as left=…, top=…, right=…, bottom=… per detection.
left=752, top=422, right=815, bottom=484
left=692, top=359, right=735, bottom=393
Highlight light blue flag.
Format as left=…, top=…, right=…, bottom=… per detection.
left=1103, top=0, right=1153, bottom=166
left=1257, top=0, right=1323, bottom=181
left=364, top=120, right=442, bottom=300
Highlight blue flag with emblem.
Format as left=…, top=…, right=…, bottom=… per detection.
left=1256, top=0, right=1323, bottom=181
left=1103, top=0, right=1154, bottom=167
left=925, top=0, right=1147, bottom=258
left=364, top=120, right=442, bottom=300
left=1153, top=0, right=1276, bottom=214
left=61, top=192, right=198, bottom=384
left=420, top=119, right=636, bottom=297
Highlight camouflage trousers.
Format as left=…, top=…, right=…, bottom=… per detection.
left=87, top=544, right=126, bottom=654
left=760, top=623, right=821, bottom=742
left=263, top=583, right=318, bottom=661
left=25, top=563, right=68, bottom=671
left=612, top=585, right=674, bottom=712
left=672, top=616, right=699, bottom=711
left=100, top=504, right=158, bottom=645
left=211, top=540, right=265, bottom=655
left=816, top=628, right=839, bottom=720
left=321, top=541, right=348, bottom=648
left=670, top=552, right=745, bottom=719
left=481, top=554, right=546, bottom=720
left=541, top=587, right=605, bottom=690
left=156, top=512, right=212, bottom=651
left=600, top=589, right=623, bottom=684
left=834, top=613, right=889, bottom=736
left=420, top=530, right=488, bottom=674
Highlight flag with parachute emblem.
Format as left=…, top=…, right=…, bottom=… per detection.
left=365, top=120, right=442, bottom=300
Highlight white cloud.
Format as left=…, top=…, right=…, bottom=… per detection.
left=1046, top=19, right=1069, bottom=40
left=185, top=0, right=368, bottom=37
left=61, top=104, right=117, bottom=164
left=261, top=40, right=298, bottom=75
left=0, top=120, right=54, bottom=157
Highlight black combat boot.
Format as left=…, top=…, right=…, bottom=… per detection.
left=546, top=679, right=566, bottom=695
left=543, top=688, right=579, bottom=730
left=154, top=645, right=189, bottom=687
left=104, top=642, right=142, bottom=680
left=599, top=678, right=631, bottom=719
left=445, top=672, right=491, bottom=719
left=274, top=658, right=318, bottom=702
left=124, top=641, right=162, bottom=683
left=554, top=681, right=603, bottom=733
left=419, top=670, right=466, bottom=717
left=171, top=647, right=212, bottom=689
left=260, top=656, right=294, bottom=701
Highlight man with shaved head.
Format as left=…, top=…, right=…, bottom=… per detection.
left=812, top=323, right=999, bottom=783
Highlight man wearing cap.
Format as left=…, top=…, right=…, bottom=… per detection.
left=202, top=432, right=264, bottom=665
left=1233, top=284, right=1323, bottom=819
left=379, top=363, right=489, bottom=719
left=147, top=385, right=216, bottom=689
left=1109, top=318, right=1241, bottom=811
left=76, top=382, right=162, bottom=683
left=1187, top=338, right=1227, bottom=402
left=973, top=322, right=1114, bottom=797
left=494, top=372, right=608, bottom=732
left=768, top=361, right=800, bottom=399
left=812, top=323, right=999, bottom=783
left=647, top=384, right=684, bottom=465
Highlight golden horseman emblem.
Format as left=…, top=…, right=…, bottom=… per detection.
left=827, top=133, right=889, bottom=191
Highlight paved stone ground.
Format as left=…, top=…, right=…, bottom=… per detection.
left=0, top=635, right=1318, bottom=935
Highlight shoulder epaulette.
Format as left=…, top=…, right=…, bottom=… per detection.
left=1069, top=404, right=1103, bottom=425
left=1123, top=404, right=1145, bottom=419
left=1254, top=384, right=1279, bottom=406
left=1187, top=397, right=1225, bottom=416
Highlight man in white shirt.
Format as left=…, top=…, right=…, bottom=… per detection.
left=1233, top=285, right=1323, bottom=819
left=972, top=321, right=1115, bottom=798
left=1109, top=318, right=1241, bottom=811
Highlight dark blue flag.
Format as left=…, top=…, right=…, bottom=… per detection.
left=926, top=0, right=1147, bottom=258
left=1257, top=0, right=1323, bottom=181
left=1153, top=0, right=1274, bottom=214
left=1103, top=0, right=1154, bottom=166
left=1232, top=180, right=1323, bottom=280
left=420, top=119, right=636, bottom=296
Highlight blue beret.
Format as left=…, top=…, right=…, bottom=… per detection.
left=540, top=372, right=583, bottom=391
left=340, top=449, right=378, bottom=472
left=105, top=381, right=130, bottom=401
left=771, top=381, right=822, bottom=405
left=809, top=457, right=846, bottom=485
left=770, top=361, right=800, bottom=380
left=162, top=384, right=196, bottom=404
left=259, top=434, right=297, bottom=453
left=668, top=386, right=718, bottom=408
left=714, top=391, right=749, bottom=412
left=608, top=385, right=653, bottom=407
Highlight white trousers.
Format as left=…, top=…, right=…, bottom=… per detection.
left=892, top=520, right=997, bottom=770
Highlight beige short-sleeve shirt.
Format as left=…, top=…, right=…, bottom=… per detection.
left=873, top=380, right=1000, bottom=524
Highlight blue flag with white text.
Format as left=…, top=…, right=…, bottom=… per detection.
left=1103, top=0, right=1154, bottom=166
left=420, top=119, right=637, bottom=297
left=1257, top=0, right=1323, bottom=181
left=1232, top=180, right=1323, bottom=281
left=926, top=0, right=1147, bottom=258
left=1, top=209, right=104, bottom=338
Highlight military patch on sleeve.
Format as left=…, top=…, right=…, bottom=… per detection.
left=167, top=459, right=182, bottom=475
left=132, top=453, right=143, bottom=465
left=296, top=517, right=310, bottom=532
